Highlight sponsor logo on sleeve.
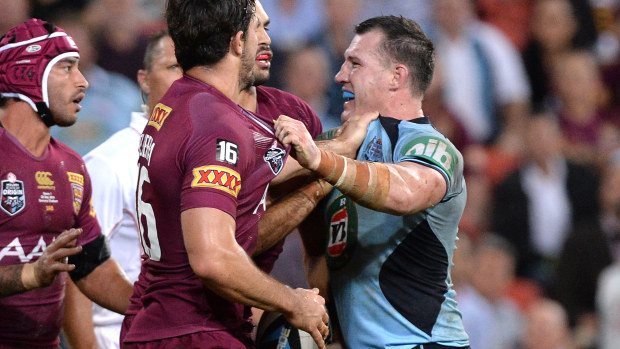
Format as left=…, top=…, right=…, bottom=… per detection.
left=1, top=173, right=25, bottom=216
left=325, top=194, right=357, bottom=270
left=402, top=136, right=457, bottom=177
left=191, top=165, right=242, bottom=197
left=148, top=103, right=172, bottom=131
left=263, top=142, right=286, bottom=175
left=67, top=172, right=84, bottom=215
left=35, top=171, right=55, bottom=190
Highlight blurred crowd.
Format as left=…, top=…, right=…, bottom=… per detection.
left=4, top=0, right=620, bottom=348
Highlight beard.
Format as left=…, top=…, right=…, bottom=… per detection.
left=239, top=44, right=256, bottom=91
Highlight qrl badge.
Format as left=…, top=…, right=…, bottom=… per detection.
left=67, top=172, right=84, bottom=215
left=325, top=193, right=357, bottom=270
left=1, top=175, right=26, bottom=216
left=263, top=144, right=286, bottom=175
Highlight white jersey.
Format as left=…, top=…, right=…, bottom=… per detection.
left=83, top=112, right=147, bottom=348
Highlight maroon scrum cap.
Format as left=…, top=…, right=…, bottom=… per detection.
left=0, top=18, right=80, bottom=126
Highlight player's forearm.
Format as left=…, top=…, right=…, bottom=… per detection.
left=304, top=254, right=329, bottom=299
left=0, top=264, right=29, bottom=297
left=77, top=258, right=132, bottom=314
left=198, top=245, right=298, bottom=313
left=62, top=278, right=97, bottom=349
left=312, top=150, right=445, bottom=215
left=254, top=180, right=332, bottom=256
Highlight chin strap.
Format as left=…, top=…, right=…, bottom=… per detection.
left=35, top=101, right=55, bottom=127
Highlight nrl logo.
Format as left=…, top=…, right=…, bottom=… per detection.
left=263, top=146, right=286, bottom=175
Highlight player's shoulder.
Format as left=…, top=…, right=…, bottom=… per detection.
left=257, top=86, right=301, bottom=103
left=256, top=86, right=322, bottom=137
left=50, top=137, right=86, bottom=164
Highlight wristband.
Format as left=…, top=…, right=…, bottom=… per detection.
left=21, top=263, right=41, bottom=290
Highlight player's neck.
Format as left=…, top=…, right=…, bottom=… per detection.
left=186, top=63, right=243, bottom=103
left=382, top=93, right=425, bottom=120
left=1, top=101, right=51, bottom=157
left=238, top=86, right=257, bottom=112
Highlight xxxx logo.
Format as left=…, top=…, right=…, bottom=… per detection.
left=191, top=165, right=242, bottom=197
left=148, top=103, right=172, bottom=131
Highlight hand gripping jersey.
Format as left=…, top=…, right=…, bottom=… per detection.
left=251, top=85, right=322, bottom=273
left=322, top=116, right=470, bottom=348
left=123, top=76, right=289, bottom=343
left=0, top=129, right=101, bottom=347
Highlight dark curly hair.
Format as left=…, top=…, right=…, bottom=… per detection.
left=166, top=0, right=256, bottom=71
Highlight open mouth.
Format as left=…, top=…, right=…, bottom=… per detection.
left=73, top=94, right=84, bottom=104
left=256, top=51, right=272, bottom=67
left=343, top=91, right=355, bottom=102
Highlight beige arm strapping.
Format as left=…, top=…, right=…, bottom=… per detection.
left=314, top=149, right=390, bottom=210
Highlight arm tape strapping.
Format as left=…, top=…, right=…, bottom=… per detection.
left=315, top=149, right=390, bottom=210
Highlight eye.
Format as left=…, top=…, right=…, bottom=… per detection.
left=169, top=64, right=180, bottom=70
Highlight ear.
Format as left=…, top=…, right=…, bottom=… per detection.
left=137, top=69, right=150, bottom=95
left=390, top=64, right=408, bottom=91
left=230, top=31, right=245, bottom=57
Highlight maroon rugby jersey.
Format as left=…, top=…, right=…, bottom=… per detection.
left=252, top=86, right=322, bottom=273
left=124, top=76, right=289, bottom=342
left=0, top=129, right=101, bottom=348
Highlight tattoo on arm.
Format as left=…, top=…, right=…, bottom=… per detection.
left=0, top=264, right=27, bottom=298
left=254, top=180, right=332, bottom=256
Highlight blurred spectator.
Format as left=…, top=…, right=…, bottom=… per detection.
left=282, top=45, right=334, bottom=130
left=451, top=233, right=473, bottom=292
left=600, top=150, right=620, bottom=260
left=261, top=0, right=325, bottom=52
left=260, top=0, right=326, bottom=89
left=423, top=62, right=471, bottom=152
left=492, top=113, right=600, bottom=291
left=83, top=0, right=153, bottom=82
left=551, top=169, right=612, bottom=347
left=30, top=0, right=90, bottom=21
left=458, top=144, right=504, bottom=238
left=310, top=0, right=363, bottom=125
left=551, top=49, right=620, bottom=167
left=457, top=233, right=525, bottom=349
left=360, top=0, right=434, bottom=32
left=49, top=14, right=142, bottom=155
left=597, top=262, right=620, bottom=349
left=432, top=0, right=531, bottom=152
left=520, top=298, right=577, bottom=349
left=522, top=0, right=596, bottom=113
left=476, top=0, right=533, bottom=51
left=0, top=0, right=30, bottom=34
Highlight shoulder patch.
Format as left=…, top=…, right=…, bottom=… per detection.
left=191, top=165, right=242, bottom=197
left=401, top=136, right=457, bottom=177
left=148, top=103, right=172, bottom=131
left=67, top=172, right=84, bottom=214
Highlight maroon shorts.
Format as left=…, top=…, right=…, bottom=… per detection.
left=120, top=322, right=255, bottom=349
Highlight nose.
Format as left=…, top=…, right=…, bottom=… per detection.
left=76, top=68, right=89, bottom=90
left=259, top=27, right=271, bottom=46
left=334, top=62, right=348, bottom=84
